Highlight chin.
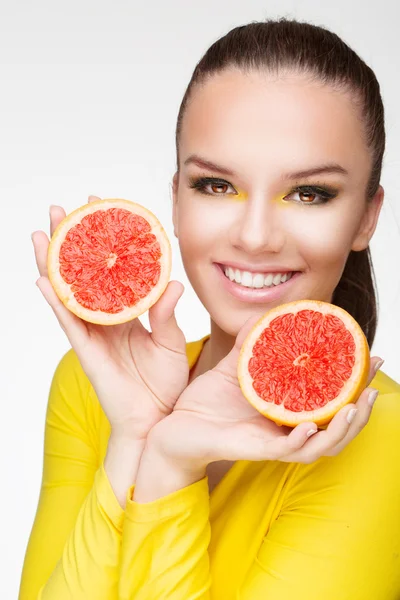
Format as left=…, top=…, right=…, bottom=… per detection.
left=207, top=302, right=271, bottom=337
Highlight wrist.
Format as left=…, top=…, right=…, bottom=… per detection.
left=133, top=439, right=207, bottom=503
left=146, top=413, right=211, bottom=472
left=104, top=435, right=147, bottom=509
left=108, top=430, right=148, bottom=448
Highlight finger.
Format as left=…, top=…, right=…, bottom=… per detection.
left=283, top=402, right=359, bottom=464
left=32, top=205, right=67, bottom=278
left=233, top=421, right=318, bottom=462
left=214, top=313, right=262, bottom=381
left=367, top=356, right=385, bottom=387
left=324, top=386, right=378, bottom=456
left=149, top=281, right=186, bottom=351
left=280, top=357, right=383, bottom=464
left=49, top=205, right=66, bottom=238
left=32, top=230, right=50, bottom=278
left=36, top=276, right=88, bottom=348
left=88, top=195, right=101, bottom=203
left=315, top=356, right=383, bottom=458
left=235, top=313, right=266, bottom=353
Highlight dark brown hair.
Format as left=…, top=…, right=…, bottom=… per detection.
left=174, top=17, right=385, bottom=349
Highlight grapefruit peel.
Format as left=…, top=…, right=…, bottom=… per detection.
left=47, top=198, right=171, bottom=325
left=238, top=300, right=370, bottom=427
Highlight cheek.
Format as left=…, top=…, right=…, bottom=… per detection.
left=280, top=206, right=358, bottom=266
left=177, top=200, right=228, bottom=256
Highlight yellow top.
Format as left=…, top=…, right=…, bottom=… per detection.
left=19, top=335, right=400, bottom=599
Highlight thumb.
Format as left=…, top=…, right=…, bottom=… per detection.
left=148, top=281, right=186, bottom=351
left=235, top=313, right=264, bottom=352
left=215, top=313, right=264, bottom=380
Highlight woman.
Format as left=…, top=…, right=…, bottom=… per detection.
left=20, top=17, right=400, bottom=599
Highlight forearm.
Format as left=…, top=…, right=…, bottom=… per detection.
left=38, top=464, right=126, bottom=600
left=33, top=438, right=151, bottom=598
left=119, top=442, right=211, bottom=599
left=104, top=434, right=146, bottom=509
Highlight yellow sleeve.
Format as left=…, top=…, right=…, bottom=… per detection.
left=118, top=476, right=212, bottom=600
left=116, top=392, right=400, bottom=600
left=239, top=392, right=400, bottom=599
left=18, top=349, right=125, bottom=600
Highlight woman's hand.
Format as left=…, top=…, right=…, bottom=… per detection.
left=147, top=314, right=383, bottom=471
left=32, top=195, right=189, bottom=442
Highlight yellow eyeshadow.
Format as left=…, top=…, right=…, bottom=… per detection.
left=233, top=188, right=248, bottom=202
left=272, top=193, right=291, bottom=206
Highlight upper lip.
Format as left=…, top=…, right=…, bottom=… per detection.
left=217, top=262, right=299, bottom=275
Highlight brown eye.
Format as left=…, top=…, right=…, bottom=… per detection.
left=210, top=183, right=229, bottom=194
left=283, top=185, right=335, bottom=206
left=188, top=177, right=237, bottom=196
left=298, top=191, right=316, bottom=203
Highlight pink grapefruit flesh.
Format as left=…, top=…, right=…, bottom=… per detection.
left=238, top=300, right=370, bottom=427
left=47, top=198, right=171, bottom=325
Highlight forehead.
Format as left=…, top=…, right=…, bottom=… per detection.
left=180, top=69, right=370, bottom=185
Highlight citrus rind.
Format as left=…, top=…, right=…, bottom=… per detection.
left=238, top=299, right=370, bottom=427
left=47, top=198, right=172, bottom=325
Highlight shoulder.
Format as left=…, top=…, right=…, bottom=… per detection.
left=48, top=350, right=114, bottom=450
left=265, top=378, right=400, bottom=597
left=373, top=367, right=400, bottom=395
left=363, top=368, right=400, bottom=456
left=50, top=348, right=90, bottom=396
left=47, top=349, right=92, bottom=428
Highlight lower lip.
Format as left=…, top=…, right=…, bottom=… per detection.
left=215, top=264, right=302, bottom=303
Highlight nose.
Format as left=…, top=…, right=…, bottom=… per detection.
left=229, top=194, right=285, bottom=255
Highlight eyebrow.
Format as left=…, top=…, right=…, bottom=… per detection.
left=183, top=154, right=348, bottom=180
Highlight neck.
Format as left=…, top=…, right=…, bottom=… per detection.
left=190, top=319, right=236, bottom=382
left=209, top=318, right=237, bottom=369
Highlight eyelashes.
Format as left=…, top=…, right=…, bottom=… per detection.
left=188, top=177, right=235, bottom=196
left=187, top=176, right=339, bottom=206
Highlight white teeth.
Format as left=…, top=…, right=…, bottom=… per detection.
left=222, top=265, right=294, bottom=289
left=264, top=273, right=274, bottom=286
left=241, top=271, right=253, bottom=287
left=253, top=273, right=265, bottom=288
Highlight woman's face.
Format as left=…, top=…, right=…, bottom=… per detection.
left=172, top=68, right=384, bottom=337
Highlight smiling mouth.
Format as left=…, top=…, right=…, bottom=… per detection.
left=219, top=264, right=297, bottom=290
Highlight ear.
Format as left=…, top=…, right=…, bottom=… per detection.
left=172, top=171, right=179, bottom=238
left=351, top=185, right=384, bottom=252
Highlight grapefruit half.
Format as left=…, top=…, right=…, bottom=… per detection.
left=47, top=198, right=171, bottom=325
left=238, top=300, right=370, bottom=427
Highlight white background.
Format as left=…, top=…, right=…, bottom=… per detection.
left=1, top=0, right=399, bottom=597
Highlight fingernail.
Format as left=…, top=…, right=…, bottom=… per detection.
left=347, top=408, right=358, bottom=424
left=368, top=389, right=379, bottom=407
left=306, top=429, right=317, bottom=437
left=374, top=359, right=385, bottom=374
